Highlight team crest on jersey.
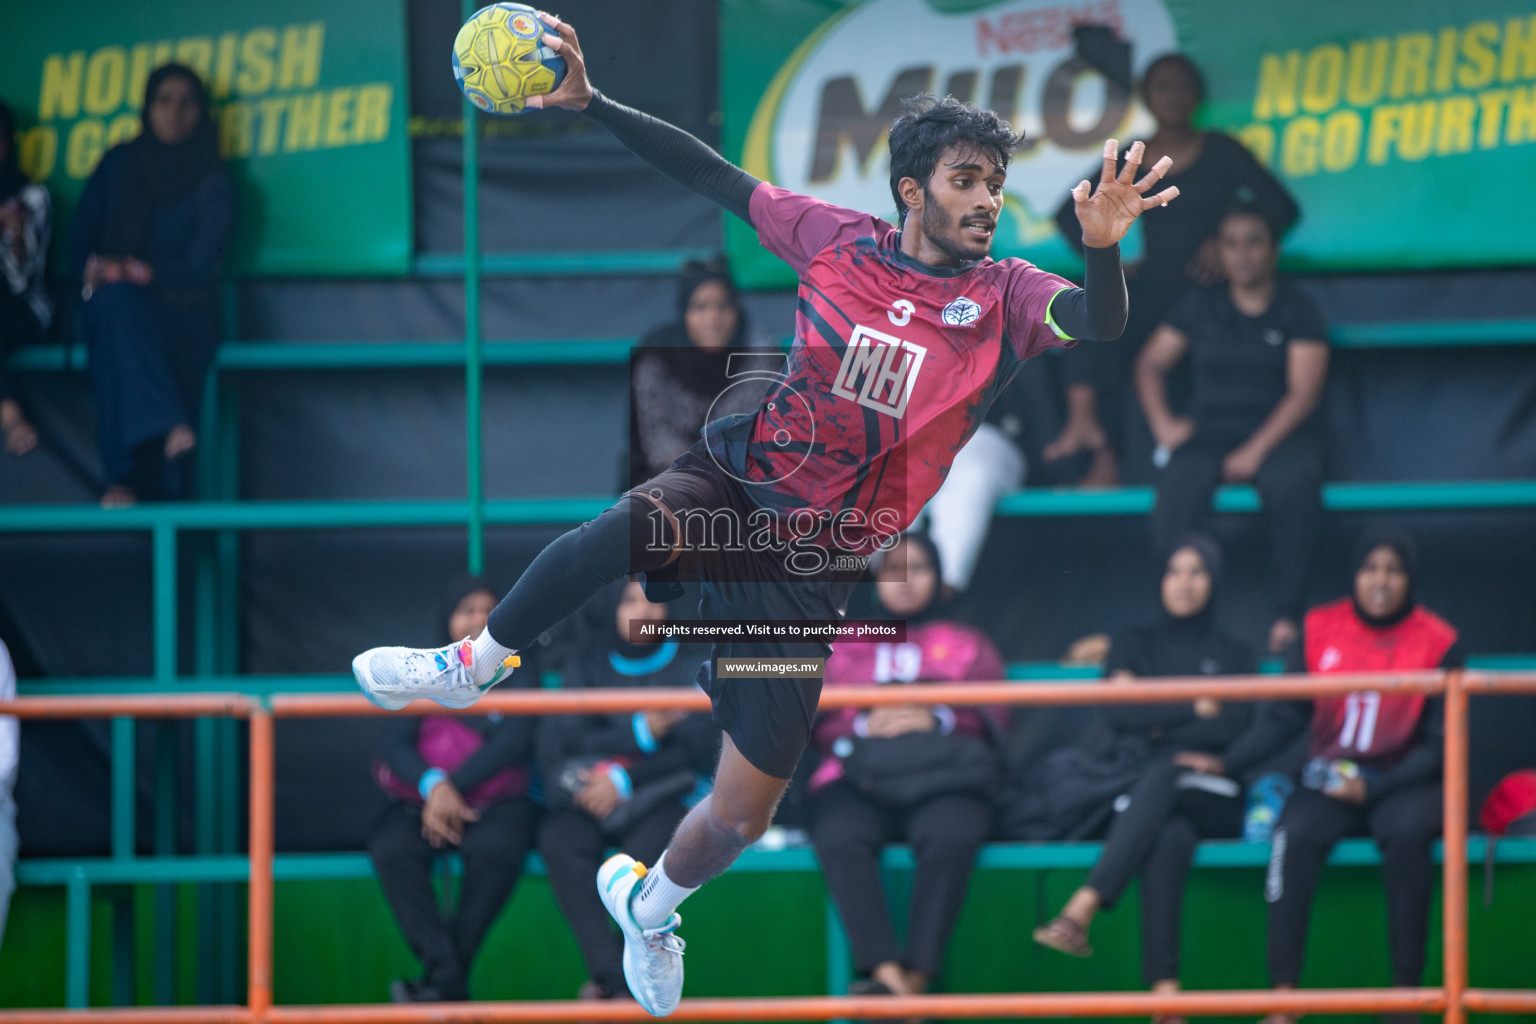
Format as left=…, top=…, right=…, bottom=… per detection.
left=831, top=325, right=927, bottom=418
left=1319, top=646, right=1343, bottom=670
left=941, top=296, right=982, bottom=326
left=1264, top=327, right=1285, bottom=346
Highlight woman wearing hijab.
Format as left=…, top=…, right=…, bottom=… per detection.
left=369, top=576, right=540, bottom=1003
left=0, top=99, right=52, bottom=457
left=1032, top=536, right=1255, bottom=1016
left=626, top=256, right=771, bottom=486
left=1139, top=204, right=1329, bottom=656
left=69, top=63, right=234, bottom=506
left=535, top=579, right=717, bottom=1003
left=1048, top=53, right=1299, bottom=487
left=807, top=533, right=1004, bottom=1000
left=1214, top=531, right=1460, bottom=1024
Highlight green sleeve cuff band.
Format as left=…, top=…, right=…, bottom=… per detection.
left=1044, top=286, right=1077, bottom=341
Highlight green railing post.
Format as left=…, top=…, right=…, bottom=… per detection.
left=150, top=516, right=179, bottom=1002
left=194, top=366, right=222, bottom=1006
left=110, top=716, right=135, bottom=1004
left=111, top=718, right=135, bottom=860
left=214, top=379, right=242, bottom=1002
left=152, top=520, right=177, bottom=686
left=193, top=552, right=219, bottom=1004
left=66, top=870, right=91, bottom=1008
left=217, top=716, right=240, bottom=1003
left=153, top=723, right=178, bottom=1004
left=463, top=0, right=484, bottom=576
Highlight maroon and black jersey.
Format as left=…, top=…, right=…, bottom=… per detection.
left=704, top=184, right=1074, bottom=553
left=1302, top=598, right=1458, bottom=762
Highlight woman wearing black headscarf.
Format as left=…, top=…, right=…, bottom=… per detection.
left=1215, top=530, right=1461, bottom=1024
left=626, top=256, right=772, bottom=486
left=0, top=99, right=52, bottom=457
left=70, top=63, right=234, bottom=505
left=1034, top=536, right=1255, bottom=1015
left=1048, top=53, right=1299, bottom=487
left=368, top=575, right=540, bottom=1003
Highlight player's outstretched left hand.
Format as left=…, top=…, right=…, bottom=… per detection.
left=1072, top=139, right=1180, bottom=250
left=528, top=12, right=595, bottom=111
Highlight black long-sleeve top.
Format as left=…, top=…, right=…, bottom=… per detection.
left=535, top=637, right=718, bottom=792
left=69, top=144, right=234, bottom=290
left=380, top=714, right=535, bottom=795
left=1099, top=619, right=1257, bottom=753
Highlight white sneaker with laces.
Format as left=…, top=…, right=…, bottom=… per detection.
left=597, top=854, right=685, bottom=1017
left=351, top=638, right=517, bottom=711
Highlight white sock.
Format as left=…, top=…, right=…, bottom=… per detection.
left=630, top=852, right=698, bottom=931
left=467, top=628, right=516, bottom=686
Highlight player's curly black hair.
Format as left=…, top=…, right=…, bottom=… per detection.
left=887, top=94, right=1024, bottom=227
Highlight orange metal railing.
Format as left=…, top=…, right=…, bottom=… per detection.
left=2, top=669, right=1534, bottom=1023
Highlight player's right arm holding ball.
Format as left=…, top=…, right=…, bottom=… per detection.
left=529, top=14, right=761, bottom=224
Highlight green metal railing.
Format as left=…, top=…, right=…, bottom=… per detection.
left=12, top=316, right=1536, bottom=376
left=412, top=247, right=717, bottom=277
left=464, top=50, right=484, bottom=576
left=5, top=482, right=1536, bottom=707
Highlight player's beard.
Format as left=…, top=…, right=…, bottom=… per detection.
left=921, top=187, right=989, bottom=264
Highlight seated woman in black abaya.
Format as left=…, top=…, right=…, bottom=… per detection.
left=1032, top=535, right=1256, bottom=1018
left=70, top=63, right=233, bottom=506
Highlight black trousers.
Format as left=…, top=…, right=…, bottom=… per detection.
left=809, top=781, right=992, bottom=978
left=82, top=282, right=219, bottom=489
left=1150, top=423, right=1323, bottom=621
left=537, top=802, right=687, bottom=995
left=367, top=796, right=539, bottom=1000
left=1266, top=784, right=1442, bottom=987
left=1084, top=757, right=1243, bottom=985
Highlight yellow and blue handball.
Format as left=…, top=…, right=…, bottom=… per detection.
left=452, top=3, right=566, bottom=115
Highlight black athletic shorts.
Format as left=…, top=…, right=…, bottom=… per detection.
left=631, top=442, right=865, bottom=779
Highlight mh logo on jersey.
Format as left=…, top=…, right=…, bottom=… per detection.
left=831, top=325, right=927, bottom=418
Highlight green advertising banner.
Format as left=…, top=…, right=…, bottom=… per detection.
left=1, top=0, right=412, bottom=276
left=722, top=0, right=1536, bottom=288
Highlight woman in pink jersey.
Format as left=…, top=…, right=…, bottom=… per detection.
left=807, top=533, right=1004, bottom=999
left=1216, top=531, right=1462, bottom=1024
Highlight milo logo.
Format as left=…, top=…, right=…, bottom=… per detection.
left=742, top=0, right=1176, bottom=235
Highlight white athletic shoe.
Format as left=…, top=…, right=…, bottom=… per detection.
left=597, top=854, right=685, bottom=1017
left=351, top=638, right=518, bottom=711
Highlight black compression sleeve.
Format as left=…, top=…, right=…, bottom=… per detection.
left=1046, top=243, right=1128, bottom=342
left=583, top=91, right=761, bottom=225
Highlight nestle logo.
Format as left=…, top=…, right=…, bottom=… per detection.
left=975, top=0, right=1125, bottom=57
